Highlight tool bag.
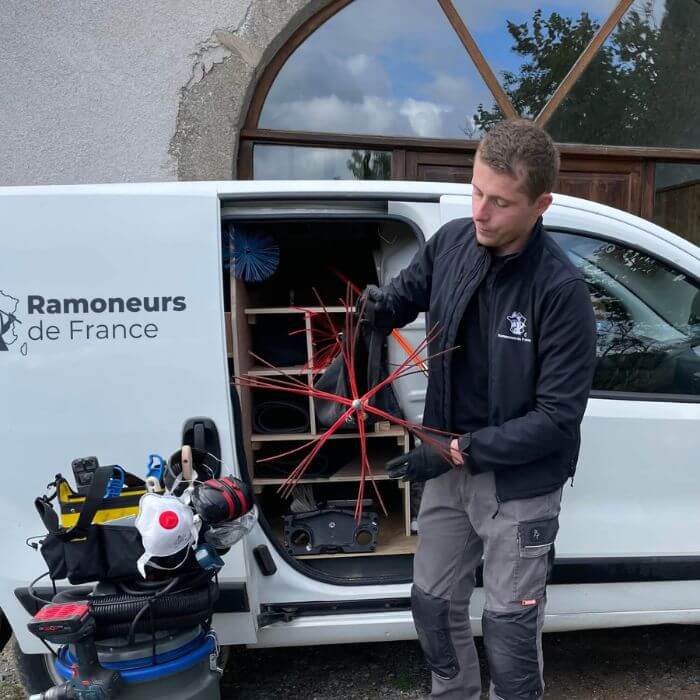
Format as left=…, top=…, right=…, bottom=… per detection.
left=35, top=466, right=146, bottom=584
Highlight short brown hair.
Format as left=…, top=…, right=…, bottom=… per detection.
left=476, top=119, right=559, bottom=201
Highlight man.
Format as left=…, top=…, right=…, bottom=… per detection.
left=360, top=119, right=597, bottom=699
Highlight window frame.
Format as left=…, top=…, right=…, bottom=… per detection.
left=550, top=226, right=700, bottom=403
left=238, top=0, right=646, bottom=179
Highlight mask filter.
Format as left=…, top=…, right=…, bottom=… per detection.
left=135, top=493, right=199, bottom=577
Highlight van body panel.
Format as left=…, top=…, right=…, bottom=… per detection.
left=251, top=580, right=700, bottom=648
left=387, top=201, right=441, bottom=242
left=0, top=190, right=253, bottom=650
left=1, top=181, right=699, bottom=654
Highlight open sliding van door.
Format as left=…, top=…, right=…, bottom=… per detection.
left=0, top=184, right=256, bottom=652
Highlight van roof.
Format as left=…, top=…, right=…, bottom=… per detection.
left=1, top=179, right=697, bottom=260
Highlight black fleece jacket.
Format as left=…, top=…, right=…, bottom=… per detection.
left=380, top=217, right=597, bottom=502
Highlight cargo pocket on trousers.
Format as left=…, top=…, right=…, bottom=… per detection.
left=411, top=584, right=460, bottom=680
left=515, top=516, right=559, bottom=602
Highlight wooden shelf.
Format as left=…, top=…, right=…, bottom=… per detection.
left=230, top=256, right=415, bottom=560
left=253, top=449, right=397, bottom=486
left=251, top=425, right=406, bottom=443
left=244, top=306, right=348, bottom=316
left=246, top=365, right=309, bottom=376
left=245, top=365, right=330, bottom=376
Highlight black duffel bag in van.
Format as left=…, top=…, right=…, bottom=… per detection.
left=314, top=325, right=402, bottom=430
left=35, top=465, right=145, bottom=584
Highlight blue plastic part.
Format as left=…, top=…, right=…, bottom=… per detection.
left=104, top=466, right=125, bottom=498
left=145, top=453, right=166, bottom=481
left=54, top=633, right=216, bottom=684
left=195, top=544, right=225, bottom=572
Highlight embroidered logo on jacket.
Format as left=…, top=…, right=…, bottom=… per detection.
left=507, top=311, right=527, bottom=336
left=497, top=310, right=532, bottom=343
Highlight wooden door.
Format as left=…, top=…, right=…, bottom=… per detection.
left=557, top=157, right=651, bottom=217
left=404, top=150, right=652, bottom=218
left=403, top=151, right=473, bottom=183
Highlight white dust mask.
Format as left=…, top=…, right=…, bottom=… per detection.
left=135, top=493, right=199, bottom=577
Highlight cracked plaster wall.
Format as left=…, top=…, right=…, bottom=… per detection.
left=0, top=0, right=332, bottom=186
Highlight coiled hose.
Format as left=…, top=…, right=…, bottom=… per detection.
left=89, top=581, right=218, bottom=623
left=94, top=610, right=215, bottom=640
left=53, top=575, right=218, bottom=640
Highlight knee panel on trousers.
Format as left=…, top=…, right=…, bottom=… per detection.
left=482, top=605, right=542, bottom=700
left=411, top=584, right=460, bottom=680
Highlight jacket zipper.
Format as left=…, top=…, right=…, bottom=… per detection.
left=487, top=268, right=498, bottom=425
left=450, top=253, right=489, bottom=344
left=488, top=262, right=503, bottom=515
left=443, top=253, right=489, bottom=424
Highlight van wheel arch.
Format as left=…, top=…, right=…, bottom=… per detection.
left=0, top=610, right=11, bottom=653
left=12, top=638, right=61, bottom=694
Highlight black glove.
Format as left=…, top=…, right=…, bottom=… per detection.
left=356, top=284, right=393, bottom=331
left=386, top=437, right=453, bottom=483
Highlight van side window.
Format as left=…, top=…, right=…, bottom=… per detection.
left=551, top=231, right=700, bottom=397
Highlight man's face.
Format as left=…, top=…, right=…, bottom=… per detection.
left=470, top=154, right=553, bottom=256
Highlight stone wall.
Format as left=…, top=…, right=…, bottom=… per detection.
left=0, top=0, right=330, bottom=185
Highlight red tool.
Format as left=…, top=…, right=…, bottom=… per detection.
left=236, top=286, right=457, bottom=522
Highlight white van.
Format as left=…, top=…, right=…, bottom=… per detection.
left=2, top=180, right=700, bottom=689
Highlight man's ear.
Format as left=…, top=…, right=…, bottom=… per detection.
left=535, top=192, right=553, bottom=217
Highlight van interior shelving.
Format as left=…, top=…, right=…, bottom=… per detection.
left=223, top=215, right=427, bottom=575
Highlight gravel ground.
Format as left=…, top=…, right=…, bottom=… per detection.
left=0, top=644, right=23, bottom=700
left=2, top=625, right=699, bottom=698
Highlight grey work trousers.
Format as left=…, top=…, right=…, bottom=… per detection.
left=412, top=467, right=562, bottom=700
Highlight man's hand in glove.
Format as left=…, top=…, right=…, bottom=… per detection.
left=386, top=437, right=459, bottom=483
left=356, top=284, right=393, bottom=331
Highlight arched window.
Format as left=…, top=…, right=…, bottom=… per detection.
left=239, top=0, right=700, bottom=242
left=259, top=0, right=496, bottom=139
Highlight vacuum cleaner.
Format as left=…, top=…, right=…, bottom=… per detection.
left=27, top=450, right=256, bottom=700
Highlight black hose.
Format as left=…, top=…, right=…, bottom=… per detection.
left=253, top=399, right=310, bottom=434
left=51, top=576, right=218, bottom=636
left=93, top=610, right=213, bottom=640
left=28, top=571, right=55, bottom=606
left=89, top=581, right=218, bottom=623
left=127, top=576, right=182, bottom=646
left=116, top=568, right=210, bottom=595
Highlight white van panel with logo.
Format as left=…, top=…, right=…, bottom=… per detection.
left=0, top=186, right=254, bottom=651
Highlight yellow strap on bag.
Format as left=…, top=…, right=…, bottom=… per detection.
left=58, top=476, right=147, bottom=528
